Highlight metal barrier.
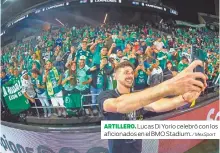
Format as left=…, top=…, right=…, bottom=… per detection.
left=81, top=94, right=99, bottom=107
left=2, top=79, right=218, bottom=119
left=30, top=93, right=100, bottom=118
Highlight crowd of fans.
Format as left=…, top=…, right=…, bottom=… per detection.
left=1, top=23, right=219, bottom=118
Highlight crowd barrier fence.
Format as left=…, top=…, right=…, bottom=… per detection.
left=30, top=93, right=100, bottom=118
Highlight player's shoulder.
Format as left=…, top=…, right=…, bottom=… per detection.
left=99, top=90, right=116, bottom=97
left=98, top=90, right=117, bottom=102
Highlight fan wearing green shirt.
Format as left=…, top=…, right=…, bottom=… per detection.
left=11, top=68, right=21, bottom=82
left=157, top=49, right=168, bottom=70
left=207, top=60, right=214, bottom=80
left=177, top=56, right=189, bottom=72
left=8, top=67, right=14, bottom=77
left=30, top=53, right=41, bottom=71
left=75, top=56, right=92, bottom=104
left=47, top=37, right=54, bottom=48
left=134, top=63, right=148, bottom=90
left=43, top=60, right=67, bottom=117
left=74, top=41, right=93, bottom=67
left=145, top=35, right=153, bottom=47
left=75, top=56, right=92, bottom=91
left=63, top=37, right=71, bottom=53
left=115, top=31, right=125, bottom=50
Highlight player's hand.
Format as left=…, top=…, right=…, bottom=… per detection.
left=166, top=60, right=207, bottom=96
left=182, top=91, right=201, bottom=103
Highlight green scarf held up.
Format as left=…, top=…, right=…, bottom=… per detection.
left=46, top=67, right=60, bottom=96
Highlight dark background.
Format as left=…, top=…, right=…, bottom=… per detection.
left=1, top=0, right=218, bottom=46
left=1, top=0, right=217, bottom=25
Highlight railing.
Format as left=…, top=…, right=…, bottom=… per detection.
left=29, top=94, right=100, bottom=118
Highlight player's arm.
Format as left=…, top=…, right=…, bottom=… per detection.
left=103, top=64, right=206, bottom=113
left=144, top=91, right=201, bottom=112
left=103, top=81, right=172, bottom=113
left=143, top=96, right=186, bottom=112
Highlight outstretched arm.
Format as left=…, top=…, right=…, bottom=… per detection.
left=144, top=96, right=185, bottom=112
left=144, top=91, right=201, bottom=112
left=103, top=81, right=171, bottom=113
left=102, top=60, right=206, bottom=114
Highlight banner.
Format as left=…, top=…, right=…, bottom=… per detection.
left=2, top=79, right=30, bottom=114
left=175, top=20, right=206, bottom=28
left=0, top=124, right=109, bottom=153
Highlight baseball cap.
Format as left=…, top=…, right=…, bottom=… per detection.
left=116, top=49, right=122, bottom=53
left=46, top=60, right=52, bottom=64
left=109, top=54, right=117, bottom=60
left=79, top=55, right=86, bottom=60
left=121, top=56, right=129, bottom=61
left=21, top=70, right=28, bottom=77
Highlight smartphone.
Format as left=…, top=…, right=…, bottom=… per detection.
left=191, top=45, right=205, bottom=84
left=193, top=60, right=205, bottom=84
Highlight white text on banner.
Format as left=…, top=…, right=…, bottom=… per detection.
left=101, top=121, right=220, bottom=139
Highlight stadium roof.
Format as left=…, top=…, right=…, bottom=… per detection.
left=1, top=0, right=217, bottom=27
left=1, top=0, right=49, bottom=26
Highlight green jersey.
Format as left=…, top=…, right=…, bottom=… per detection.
left=47, top=40, right=54, bottom=47
left=148, top=29, right=153, bottom=36
left=178, top=61, right=188, bottom=72
left=135, top=70, right=148, bottom=87
left=145, top=38, right=153, bottom=46
left=115, top=38, right=124, bottom=48
left=92, top=44, right=102, bottom=65
left=157, top=51, right=167, bottom=70
left=130, top=32, right=136, bottom=39
left=97, top=70, right=104, bottom=89
left=177, top=49, right=182, bottom=62
left=62, top=70, right=76, bottom=91
left=32, top=75, right=45, bottom=94
left=75, top=49, right=93, bottom=66
left=207, top=63, right=214, bottom=80
left=75, top=65, right=91, bottom=91
left=89, top=31, right=95, bottom=38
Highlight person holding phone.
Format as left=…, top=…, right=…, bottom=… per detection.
left=134, top=62, right=148, bottom=90
left=98, top=60, right=207, bottom=153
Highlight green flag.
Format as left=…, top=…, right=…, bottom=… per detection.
left=2, top=79, right=30, bottom=114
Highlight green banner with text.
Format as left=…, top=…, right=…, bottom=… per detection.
left=2, top=79, right=30, bottom=114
